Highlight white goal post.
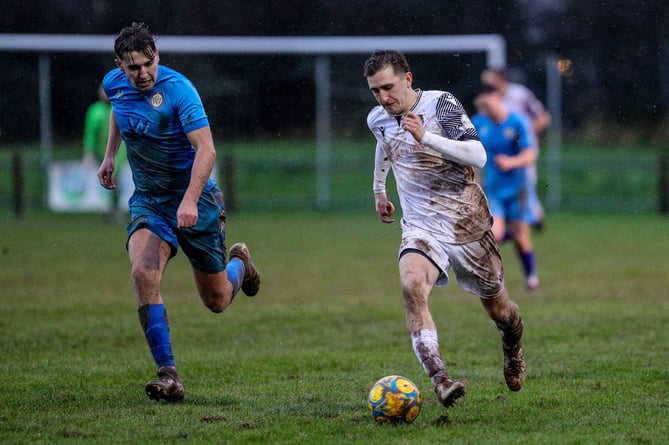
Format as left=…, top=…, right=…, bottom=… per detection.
left=0, top=34, right=506, bottom=208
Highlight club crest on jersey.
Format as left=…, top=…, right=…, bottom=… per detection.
left=503, top=126, right=517, bottom=141
left=150, top=92, right=164, bottom=108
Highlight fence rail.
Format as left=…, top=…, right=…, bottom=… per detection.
left=1, top=143, right=666, bottom=215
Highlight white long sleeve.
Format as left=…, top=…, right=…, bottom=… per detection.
left=372, top=142, right=391, bottom=194
left=420, top=131, right=487, bottom=169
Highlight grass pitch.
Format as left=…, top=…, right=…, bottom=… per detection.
left=1, top=210, right=668, bottom=444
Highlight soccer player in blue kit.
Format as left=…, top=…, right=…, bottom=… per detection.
left=97, top=23, right=260, bottom=402
left=481, top=68, right=551, bottom=230
left=473, top=84, right=539, bottom=290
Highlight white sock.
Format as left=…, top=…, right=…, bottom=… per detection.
left=411, top=329, right=447, bottom=384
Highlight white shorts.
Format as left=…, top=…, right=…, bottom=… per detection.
left=399, top=226, right=505, bottom=299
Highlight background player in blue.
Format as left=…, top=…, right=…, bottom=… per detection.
left=97, top=23, right=261, bottom=402
left=482, top=68, right=551, bottom=230
left=473, top=84, right=539, bottom=290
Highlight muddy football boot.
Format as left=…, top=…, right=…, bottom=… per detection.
left=145, top=365, right=184, bottom=402
left=229, top=242, right=260, bottom=297
left=503, top=344, right=526, bottom=391
left=433, top=375, right=466, bottom=408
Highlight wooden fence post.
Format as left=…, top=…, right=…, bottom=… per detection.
left=659, top=150, right=668, bottom=215
left=223, top=154, right=236, bottom=212
left=11, top=151, right=24, bottom=217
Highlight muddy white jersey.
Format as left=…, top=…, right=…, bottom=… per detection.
left=367, top=89, right=492, bottom=244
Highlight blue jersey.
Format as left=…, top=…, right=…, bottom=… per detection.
left=103, top=65, right=210, bottom=201
left=472, top=112, right=535, bottom=199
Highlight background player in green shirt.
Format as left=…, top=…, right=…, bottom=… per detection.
left=83, top=83, right=127, bottom=216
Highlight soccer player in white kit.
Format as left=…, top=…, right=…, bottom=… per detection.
left=364, top=50, right=526, bottom=408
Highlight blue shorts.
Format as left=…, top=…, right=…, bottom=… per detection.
left=487, top=189, right=533, bottom=223
left=126, top=181, right=227, bottom=273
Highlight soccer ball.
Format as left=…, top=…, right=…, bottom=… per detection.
left=367, top=375, right=422, bottom=424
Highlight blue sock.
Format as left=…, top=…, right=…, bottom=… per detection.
left=226, top=258, right=245, bottom=294
left=138, top=304, right=175, bottom=368
left=519, top=250, right=537, bottom=278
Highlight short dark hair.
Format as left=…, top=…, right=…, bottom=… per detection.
left=114, top=22, right=157, bottom=61
left=363, top=50, right=411, bottom=77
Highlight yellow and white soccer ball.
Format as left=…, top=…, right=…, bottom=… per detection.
left=367, top=375, right=422, bottom=424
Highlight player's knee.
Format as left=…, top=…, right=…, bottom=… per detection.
left=401, top=276, right=430, bottom=311
left=482, top=289, right=518, bottom=322
left=206, top=303, right=225, bottom=313
left=204, top=299, right=225, bottom=313
left=401, top=274, right=424, bottom=295
left=478, top=279, right=505, bottom=300
left=131, top=263, right=159, bottom=288
left=201, top=290, right=230, bottom=313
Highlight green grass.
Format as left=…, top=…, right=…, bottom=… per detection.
left=1, top=210, right=668, bottom=444
left=549, top=143, right=660, bottom=212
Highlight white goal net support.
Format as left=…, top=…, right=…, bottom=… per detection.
left=0, top=34, right=506, bottom=209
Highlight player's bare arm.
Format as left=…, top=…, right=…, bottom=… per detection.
left=178, top=125, right=217, bottom=228
left=494, top=146, right=537, bottom=172
left=533, top=110, right=551, bottom=134
left=97, top=110, right=122, bottom=189
left=532, top=111, right=551, bottom=134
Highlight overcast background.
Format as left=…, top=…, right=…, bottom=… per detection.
left=1, top=0, right=667, bottom=144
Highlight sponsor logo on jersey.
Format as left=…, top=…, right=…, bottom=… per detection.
left=128, top=118, right=150, bottom=135
left=386, top=139, right=430, bottom=161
